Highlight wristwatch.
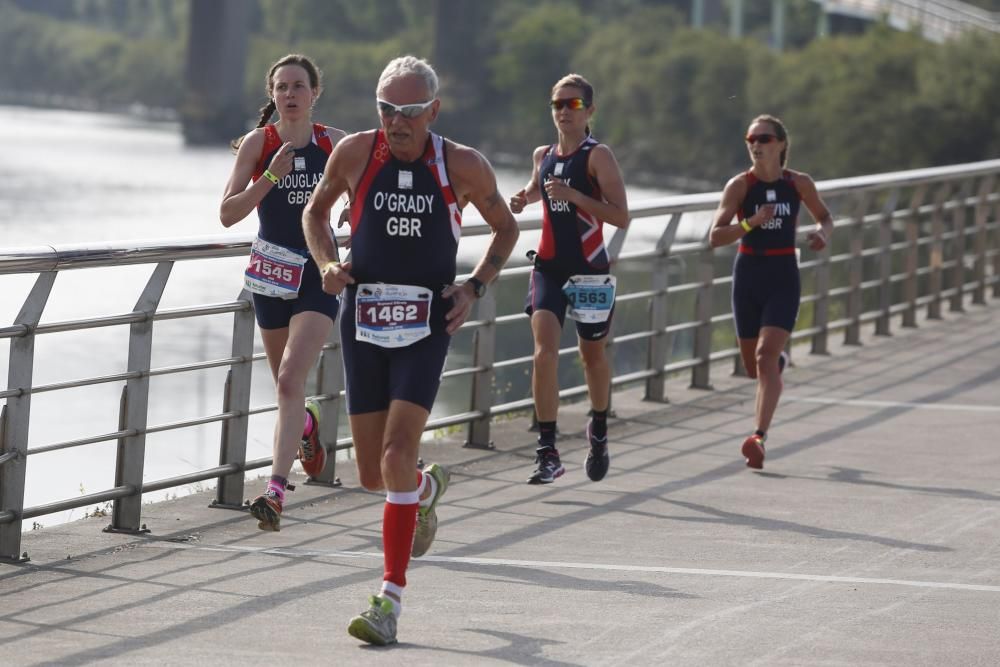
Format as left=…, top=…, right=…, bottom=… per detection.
left=466, top=276, right=487, bottom=298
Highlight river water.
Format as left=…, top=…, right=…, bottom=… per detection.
left=0, top=105, right=689, bottom=527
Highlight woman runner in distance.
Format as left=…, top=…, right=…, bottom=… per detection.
left=709, top=114, right=832, bottom=469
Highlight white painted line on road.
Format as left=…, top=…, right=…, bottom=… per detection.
left=153, top=541, right=1000, bottom=594
left=784, top=395, right=1000, bottom=413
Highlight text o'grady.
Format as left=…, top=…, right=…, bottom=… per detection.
left=373, top=192, right=436, bottom=237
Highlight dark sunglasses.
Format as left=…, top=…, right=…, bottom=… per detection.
left=376, top=98, right=435, bottom=119
left=550, top=97, right=589, bottom=111
left=745, top=133, right=779, bottom=145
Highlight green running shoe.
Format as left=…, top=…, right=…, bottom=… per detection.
left=411, top=463, right=450, bottom=557
left=347, top=595, right=397, bottom=646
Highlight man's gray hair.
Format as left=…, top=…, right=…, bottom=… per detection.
left=377, top=55, right=439, bottom=98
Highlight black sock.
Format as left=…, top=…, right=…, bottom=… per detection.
left=754, top=430, right=766, bottom=439
left=538, top=421, right=557, bottom=448
left=590, top=409, right=608, bottom=440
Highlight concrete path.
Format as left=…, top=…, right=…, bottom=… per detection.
left=3, top=304, right=1000, bottom=666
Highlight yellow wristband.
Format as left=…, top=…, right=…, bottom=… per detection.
left=740, top=219, right=753, bottom=233
left=263, top=169, right=279, bottom=185
left=321, top=261, right=339, bottom=276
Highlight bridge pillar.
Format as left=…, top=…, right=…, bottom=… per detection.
left=181, top=0, right=249, bottom=146
left=771, top=0, right=786, bottom=51
left=729, top=0, right=745, bottom=38
left=817, top=4, right=830, bottom=38
left=692, top=0, right=723, bottom=28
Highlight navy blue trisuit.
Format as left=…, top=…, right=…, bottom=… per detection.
left=340, top=130, right=463, bottom=414
left=249, top=123, right=340, bottom=330
left=524, top=135, right=615, bottom=341
left=731, top=169, right=803, bottom=338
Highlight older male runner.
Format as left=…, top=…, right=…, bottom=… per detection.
left=303, top=55, right=518, bottom=646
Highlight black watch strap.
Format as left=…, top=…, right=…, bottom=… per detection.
left=467, top=276, right=487, bottom=298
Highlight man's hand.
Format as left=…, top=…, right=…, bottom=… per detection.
left=441, top=282, right=476, bottom=335
left=320, top=260, right=355, bottom=295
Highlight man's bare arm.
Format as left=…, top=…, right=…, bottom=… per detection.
left=302, top=134, right=368, bottom=267
left=466, top=158, right=519, bottom=284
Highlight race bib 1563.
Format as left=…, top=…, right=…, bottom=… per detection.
left=563, top=274, right=616, bottom=323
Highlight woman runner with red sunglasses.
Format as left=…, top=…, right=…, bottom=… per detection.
left=509, top=74, right=629, bottom=485
left=710, top=114, right=833, bottom=469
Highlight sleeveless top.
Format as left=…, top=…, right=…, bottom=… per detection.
left=739, top=169, right=801, bottom=253
left=348, top=130, right=462, bottom=328
left=535, top=135, right=609, bottom=275
left=252, top=123, right=333, bottom=251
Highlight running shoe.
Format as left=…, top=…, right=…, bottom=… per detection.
left=742, top=434, right=766, bottom=470
left=299, top=399, right=327, bottom=478
left=347, top=595, right=398, bottom=646
left=412, top=463, right=450, bottom=557
left=249, top=489, right=283, bottom=531
left=584, top=421, right=610, bottom=482
left=527, top=445, right=565, bottom=484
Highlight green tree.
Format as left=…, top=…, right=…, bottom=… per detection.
left=489, top=2, right=595, bottom=149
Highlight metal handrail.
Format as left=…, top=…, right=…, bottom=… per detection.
left=1, top=158, right=998, bottom=560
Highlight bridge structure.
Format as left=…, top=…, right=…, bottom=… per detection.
left=704, top=0, right=1000, bottom=48
left=1, top=160, right=999, bottom=662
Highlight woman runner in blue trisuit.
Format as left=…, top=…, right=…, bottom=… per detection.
left=510, top=74, right=629, bottom=484
left=710, top=114, right=833, bottom=469
left=220, top=54, right=346, bottom=529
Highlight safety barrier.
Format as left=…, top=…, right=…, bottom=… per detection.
left=1, top=159, right=998, bottom=560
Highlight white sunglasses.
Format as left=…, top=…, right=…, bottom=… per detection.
left=376, top=98, right=436, bottom=119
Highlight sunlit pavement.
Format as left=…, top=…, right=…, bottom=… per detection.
left=4, top=303, right=1000, bottom=665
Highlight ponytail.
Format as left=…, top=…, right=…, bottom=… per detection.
left=230, top=99, right=277, bottom=152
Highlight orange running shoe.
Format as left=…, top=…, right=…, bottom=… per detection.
left=299, top=400, right=327, bottom=478
left=741, top=434, right=766, bottom=470
left=249, top=490, right=283, bottom=531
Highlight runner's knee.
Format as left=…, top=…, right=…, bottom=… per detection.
left=274, top=363, right=308, bottom=402
left=381, top=440, right=416, bottom=477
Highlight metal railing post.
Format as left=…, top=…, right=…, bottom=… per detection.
left=810, top=206, right=836, bottom=355
left=900, top=185, right=927, bottom=329
left=972, top=175, right=995, bottom=305
left=213, top=289, right=255, bottom=507
left=109, top=262, right=172, bottom=533
left=926, top=184, right=950, bottom=320
left=603, top=224, right=629, bottom=415
left=948, top=181, right=971, bottom=313
left=466, top=291, right=497, bottom=449
left=646, top=214, right=682, bottom=401
left=0, top=272, right=56, bottom=561
left=875, top=188, right=899, bottom=336
left=994, top=194, right=1000, bottom=300
left=845, top=192, right=869, bottom=345
left=691, top=244, right=714, bottom=390
left=310, top=323, right=344, bottom=484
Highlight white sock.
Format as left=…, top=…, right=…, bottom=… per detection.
left=419, top=472, right=438, bottom=508
left=380, top=581, right=403, bottom=617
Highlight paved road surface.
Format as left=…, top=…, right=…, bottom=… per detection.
left=3, top=304, right=999, bottom=665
